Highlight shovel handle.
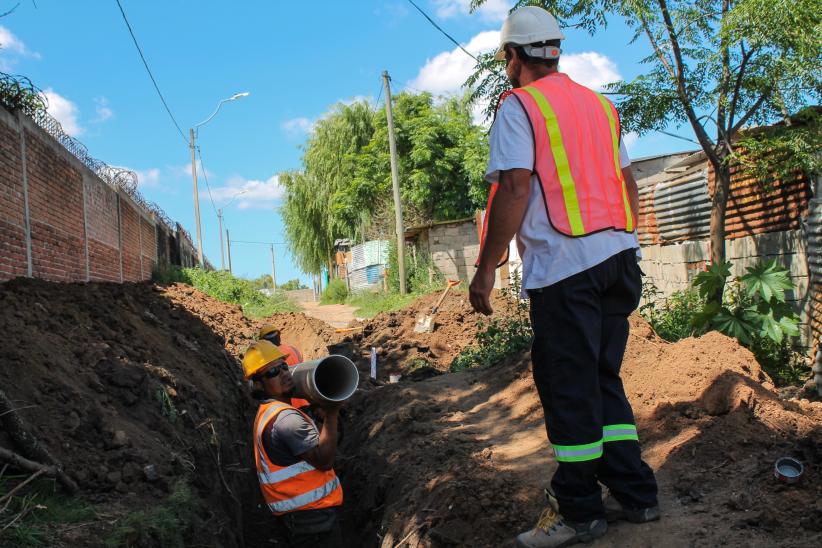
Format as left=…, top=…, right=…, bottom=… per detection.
left=430, top=280, right=461, bottom=314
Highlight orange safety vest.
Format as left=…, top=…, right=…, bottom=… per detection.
left=478, top=73, right=635, bottom=260
left=279, top=344, right=310, bottom=409
left=253, top=400, right=343, bottom=515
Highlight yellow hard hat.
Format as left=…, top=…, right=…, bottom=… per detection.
left=258, top=324, right=280, bottom=339
left=242, top=340, right=288, bottom=380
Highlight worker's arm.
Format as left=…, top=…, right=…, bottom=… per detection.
left=623, top=165, right=640, bottom=224
left=297, top=406, right=339, bottom=471
left=469, top=168, right=531, bottom=316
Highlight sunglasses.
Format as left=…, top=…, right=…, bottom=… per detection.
left=260, top=362, right=289, bottom=380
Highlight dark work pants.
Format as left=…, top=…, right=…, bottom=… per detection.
left=280, top=508, right=344, bottom=548
left=528, top=248, right=658, bottom=522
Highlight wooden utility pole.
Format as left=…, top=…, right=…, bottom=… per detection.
left=271, top=244, right=277, bottom=291
left=226, top=229, right=233, bottom=274
left=382, top=70, right=407, bottom=294
left=217, top=209, right=225, bottom=270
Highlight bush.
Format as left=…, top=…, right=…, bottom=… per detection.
left=151, top=263, right=188, bottom=284
left=639, top=282, right=705, bottom=342
left=321, top=278, right=349, bottom=304
left=450, top=272, right=532, bottom=372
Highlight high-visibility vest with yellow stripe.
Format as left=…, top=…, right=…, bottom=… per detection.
left=253, top=400, right=343, bottom=515
left=496, top=73, right=635, bottom=238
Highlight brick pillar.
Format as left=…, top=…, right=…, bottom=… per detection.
left=17, top=111, right=33, bottom=277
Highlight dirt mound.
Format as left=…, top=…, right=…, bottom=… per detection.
left=161, top=283, right=339, bottom=360
left=0, top=278, right=280, bottom=546
left=350, top=290, right=512, bottom=377
left=340, top=315, right=822, bottom=547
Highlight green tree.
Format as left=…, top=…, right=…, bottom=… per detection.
left=346, top=92, right=489, bottom=230
left=281, top=101, right=376, bottom=275
left=279, top=279, right=308, bottom=291
left=282, top=92, right=490, bottom=274
left=469, top=0, right=821, bottom=301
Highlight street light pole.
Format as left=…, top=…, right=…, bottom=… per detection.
left=189, top=91, right=250, bottom=271
left=189, top=128, right=204, bottom=268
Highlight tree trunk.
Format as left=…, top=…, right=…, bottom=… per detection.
left=709, top=162, right=731, bottom=302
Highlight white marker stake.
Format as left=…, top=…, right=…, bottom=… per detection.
left=370, top=347, right=377, bottom=379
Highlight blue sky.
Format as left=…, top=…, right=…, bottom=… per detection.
left=1, top=0, right=695, bottom=284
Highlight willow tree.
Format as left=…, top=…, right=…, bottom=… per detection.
left=469, top=0, right=822, bottom=301
left=280, top=101, right=375, bottom=275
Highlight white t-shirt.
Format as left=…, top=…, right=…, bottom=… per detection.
left=486, top=96, right=639, bottom=293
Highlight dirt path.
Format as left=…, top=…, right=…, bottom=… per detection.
left=299, top=300, right=359, bottom=329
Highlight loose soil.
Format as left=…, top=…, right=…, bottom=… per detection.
left=344, top=289, right=514, bottom=378
left=1, top=278, right=820, bottom=548
left=340, top=316, right=822, bottom=547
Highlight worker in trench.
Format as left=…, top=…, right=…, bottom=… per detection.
left=243, top=340, right=344, bottom=548
left=469, top=6, right=659, bottom=548
left=257, top=324, right=345, bottom=442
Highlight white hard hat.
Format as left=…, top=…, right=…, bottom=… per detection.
left=494, top=6, right=565, bottom=61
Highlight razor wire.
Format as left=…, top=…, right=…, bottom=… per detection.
left=1, top=71, right=178, bottom=233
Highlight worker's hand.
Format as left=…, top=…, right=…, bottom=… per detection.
left=469, top=264, right=495, bottom=316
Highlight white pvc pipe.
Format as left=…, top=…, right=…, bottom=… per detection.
left=292, top=355, right=359, bottom=404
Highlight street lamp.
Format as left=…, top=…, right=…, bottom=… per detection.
left=189, top=91, right=250, bottom=268
left=217, top=189, right=249, bottom=271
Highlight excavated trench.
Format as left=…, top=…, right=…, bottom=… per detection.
left=1, top=278, right=821, bottom=548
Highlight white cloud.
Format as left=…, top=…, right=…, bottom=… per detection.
left=282, top=117, right=315, bottom=136
left=434, top=0, right=511, bottom=22
left=560, top=52, right=621, bottom=91
left=134, top=168, right=161, bottom=188
left=171, top=162, right=215, bottom=180
left=409, top=30, right=500, bottom=95
left=43, top=88, right=83, bottom=136
left=0, top=25, right=40, bottom=61
left=205, top=174, right=285, bottom=209
left=93, top=97, right=113, bottom=123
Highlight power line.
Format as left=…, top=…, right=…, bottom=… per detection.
left=195, top=146, right=219, bottom=217
left=114, top=0, right=187, bottom=143
left=405, top=0, right=477, bottom=62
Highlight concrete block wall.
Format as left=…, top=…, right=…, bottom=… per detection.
left=429, top=219, right=481, bottom=282
left=640, top=229, right=812, bottom=348
left=0, top=106, right=157, bottom=283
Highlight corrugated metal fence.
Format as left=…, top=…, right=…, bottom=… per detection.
left=807, top=195, right=822, bottom=351
left=348, top=240, right=389, bottom=291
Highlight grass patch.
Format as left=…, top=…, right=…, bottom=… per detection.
left=105, top=478, right=199, bottom=548
left=152, top=266, right=300, bottom=318
left=346, top=290, right=421, bottom=319
left=0, top=476, right=96, bottom=547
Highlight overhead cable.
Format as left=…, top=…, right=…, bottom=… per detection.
left=114, top=0, right=188, bottom=143
left=196, top=146, right=220, bottom=217
left=405, top=0, right=477, bottom=61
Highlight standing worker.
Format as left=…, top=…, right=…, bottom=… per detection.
left=469, top=6, right=658, bottom=547
left=243, top=341, right=344, bottom=547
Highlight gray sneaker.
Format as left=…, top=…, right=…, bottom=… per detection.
left=516, top=494, right=608, bottom=548
left=603, top=493, right=660, bottom=524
